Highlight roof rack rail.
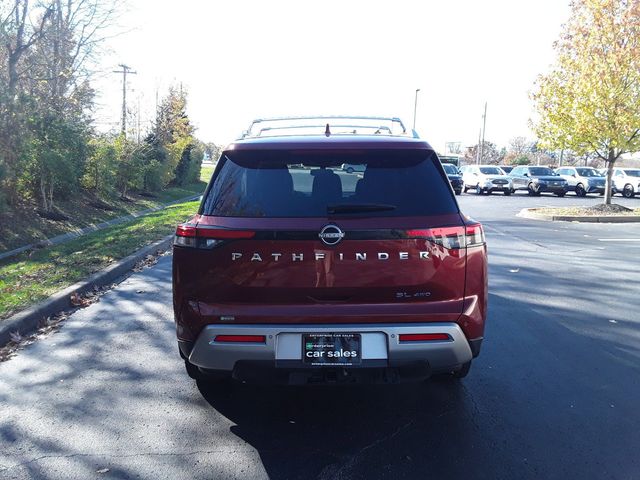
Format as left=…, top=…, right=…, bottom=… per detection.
left=240, top=115, right=410, bottom=139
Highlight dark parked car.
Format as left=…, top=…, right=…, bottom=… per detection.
left=509, top=166, right=569, bottom=196
left=442, top=163, right=463, bottom=195
left=173, top=116, right=488, bottom=385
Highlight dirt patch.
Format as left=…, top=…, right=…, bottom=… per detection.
left=89, top=199, right=116, bottom=211
left=586, top=204, right=633, bottom=214
left=36, top=208, right=71, bottom=221
left=533, top=203, right=639, bottom=217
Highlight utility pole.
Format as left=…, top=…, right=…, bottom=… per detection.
left=413, top=88, right=420, bottom=131
left=479, top=102, right=487, bottom=164
left=137, top=96, right=141, bottom=143
left=112, top=64, right=137, bottom=137
left=476, top=128, right=481, bottom=165
left=154, top=86, right=159, bottom=137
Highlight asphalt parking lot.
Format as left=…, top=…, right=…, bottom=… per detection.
left=1, top=193, right=639, bottom=479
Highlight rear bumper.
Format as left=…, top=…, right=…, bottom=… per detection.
left=185, top=323, right=476, bottom=375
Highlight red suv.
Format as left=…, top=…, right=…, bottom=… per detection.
left=173, top=117, right=487, bottom=384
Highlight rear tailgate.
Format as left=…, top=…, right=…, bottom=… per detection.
left=174, top=214, right=467, bottom=324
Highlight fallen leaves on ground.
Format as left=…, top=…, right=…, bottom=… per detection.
left=133, top=254, right=158, bottom=272
left=0, top=285, right=113, bottom=363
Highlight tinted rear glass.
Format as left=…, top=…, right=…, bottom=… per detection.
left=201, top=149, right=458, bottom=217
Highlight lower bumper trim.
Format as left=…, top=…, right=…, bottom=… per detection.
left=187, top=322, right=474, bottom=374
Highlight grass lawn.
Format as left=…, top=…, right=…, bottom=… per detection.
left=200, top=163, right=215, bottom=183
left=0, top=200, right=199, bottom=320
left=0, top=166, right=211, bottom=252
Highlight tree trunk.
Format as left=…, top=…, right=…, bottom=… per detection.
left=48, top=179, right=54, bottom=211
left=603, top=149, right=617, bottom=205
left=40, top=175, right=49, bottom=211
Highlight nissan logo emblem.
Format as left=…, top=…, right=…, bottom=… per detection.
left=318, top=224, right=345, bottom=246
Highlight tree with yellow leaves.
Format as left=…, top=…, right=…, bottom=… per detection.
left=531, top=0, right=640, bottom=204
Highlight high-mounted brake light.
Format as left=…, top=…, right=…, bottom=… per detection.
left=399, top=333, right=451, bottom=342
left=214, top=335, right=266, bottom=343
left=406, top=223, right=485, bottom=249
left=174, top=224, right=255, bottom=248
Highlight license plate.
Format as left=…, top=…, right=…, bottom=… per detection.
left=302, top=333, right=361, bottom=366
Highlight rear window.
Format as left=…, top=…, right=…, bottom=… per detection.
left=201, top=149, right=458, bottom=217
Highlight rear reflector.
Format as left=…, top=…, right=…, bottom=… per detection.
left=406, top=223, right=485, bottom=249
left=213, top=335, right=266, bottom=343
left=399, top=333, right=451, bottom=342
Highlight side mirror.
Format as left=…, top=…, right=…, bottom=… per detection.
left=523, top=172, right=529, bottom=177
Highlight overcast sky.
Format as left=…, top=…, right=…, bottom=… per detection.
left=93, top=0, right=571, bottom=151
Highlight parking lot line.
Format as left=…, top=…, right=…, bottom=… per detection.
left=598, top=238, right=640, bottom=242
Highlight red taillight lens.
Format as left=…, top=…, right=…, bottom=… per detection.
left=406, top=223, right=485, bottom=249
left=174, top=224, right=255, bottom=248
left=176, top=225, right=197, bottom=237
left=398, top=333, right=451, bottom=342
left=213, top=335, right=266, bottom=343
left=465, top=224, right=485, bottom=247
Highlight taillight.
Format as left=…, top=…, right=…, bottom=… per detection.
left=464, top=224, right=485, bottom=247
left=406, top=223, right=485, bottom=249
left=398, top=333, right=451, bottom=342
left=174, top=224, right=255, bottom=249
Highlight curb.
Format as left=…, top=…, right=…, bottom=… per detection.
left=0, top=234, right=174, bottom=347
left=518, top=208, right=640, bottom=223
left=0, top=194, right=200, bottom=262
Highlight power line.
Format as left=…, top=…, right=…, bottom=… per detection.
left=112, top=64, right=137, bottom=137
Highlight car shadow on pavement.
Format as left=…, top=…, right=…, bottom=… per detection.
left=197, top=376, right=496, bottom=480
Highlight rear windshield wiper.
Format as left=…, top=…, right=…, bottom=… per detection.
left=327, top=203, right=397, bottom=214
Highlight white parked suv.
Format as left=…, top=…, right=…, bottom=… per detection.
left=555, top=166, right=606, bottom=196
left=613, top=168, right=640, bottom=198
left=462, top=165, right=512, bottom=195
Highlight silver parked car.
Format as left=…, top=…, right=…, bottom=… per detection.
left=462, top=165, right=512, bottom=195
left=613, top=168, right=640, bottom=198
left=555, top=166, right=606, bottom=196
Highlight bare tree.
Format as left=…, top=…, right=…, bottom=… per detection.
left=508, top=137, right=533, bottom=156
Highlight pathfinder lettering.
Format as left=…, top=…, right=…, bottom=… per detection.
left=231, top=252, right=430, bottom=261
